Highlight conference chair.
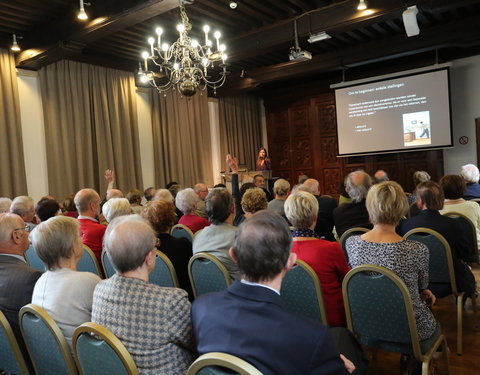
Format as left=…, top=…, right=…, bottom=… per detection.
left=101, top=249, right=116, bottom=278
left=188, top=252, right=231, bottom=298
left=24, top=244, right=45, bottom=271
left=19, top=304, right=78, bottom=375
left=149, top=250, right=180, bottom=288
left=187, top=352, right=263, bottom=375
left=343, top=265, right=450, bottom=375
left=442, top=211, right=479, bottom=264
left=77, top=245, right=103, bottom=277
left=338, top=227, right=370, bottom=261
left=171, top=224, right=194, bottom=242
left=0, top=310, right=30, bottom=375
left=280, top=259, right=328, bottom=325
left=73, top=322, right=139, bottom=375
left=404, top=227, right=477, bottom=355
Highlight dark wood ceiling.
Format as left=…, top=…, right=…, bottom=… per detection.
left=2, top=0, right=480, bottom=95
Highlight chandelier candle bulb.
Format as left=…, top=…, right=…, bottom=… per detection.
left=142, top=51, right=149, bottom=70
left=148, top=37, right=155, bottom=55
left=156, top=27, right=162, bottom=48
left=203, top=25, right=210, bottom=46
left=214, top=31, right=221, bottom=50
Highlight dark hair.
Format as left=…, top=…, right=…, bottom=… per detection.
left=166, top=181, right=179, bottom=189
left=126, top=189, right=142, bottom=204
left=205, top=188, right=233, bottom=225
left=415, top=181, right=444, bottom=210
left=35, top=198, right=60, bottom=222
left=214, top=183, right=226, bottom=188
left=144, top=187, right=155, bottom=201
left=240, top=182, right=255, bottom=198
left=63, top=194, right=76, bottom=212
left=439, top=174, right=466, bottom=200
left=232, top=211, right=292, bottom=282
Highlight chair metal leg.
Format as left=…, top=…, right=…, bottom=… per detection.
left=456, top=294, right=463, bottom=355
left=442, top=336, right=450, bottom=374
left=472, top=293, right=478, bottom=313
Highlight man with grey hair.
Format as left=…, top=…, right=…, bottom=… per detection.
left=193, top=188, right=239, bottom=279
left=92, top=215, right=195, bottom=374
left=74, top=188, right=106, bottom=262
left=267, top=178, right=290, bottom=222
left=373, top=170, right=389, bottom=184
left=460, top=163, right=480, bottom=200
left=0, top=197, right=12, bottom=213
left=333, top=171, right=373, bottom=238
left=193, top=183, right=209, bottom=219
left=192, top=211, right=365, bottom=375
left=0, top=213, right=42, bottom=364
left=10, top=195, right=38, bottom=232
left=302, top=178, right=337, bottom=241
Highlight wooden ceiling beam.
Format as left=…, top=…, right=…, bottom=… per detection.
left=16, top=0, right=179, bottom=70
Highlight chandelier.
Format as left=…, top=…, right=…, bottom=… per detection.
left=139, top=1, right=229, bottom=97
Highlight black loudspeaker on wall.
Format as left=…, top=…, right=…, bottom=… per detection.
left=402, top=6, right=420, bottom=37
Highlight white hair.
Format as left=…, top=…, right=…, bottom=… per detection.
left=460, top=164, right=480, bottom=183
left=273, top=179, right=290, bottom=197
left=154, top=189, right=174, bottom=203
left=0, top=198, right=12, bottom=213
left=10, top=196, right=34, bottom=216
left=284, top=191, right=319, bottom=229
left=102, top=198, right=132, bottom=223
left=175, top=188, right=198, bottom=214
left=0, top=213, right=22, bottom=244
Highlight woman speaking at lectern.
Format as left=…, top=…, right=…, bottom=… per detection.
left=255, top=147, right=271, bottom=171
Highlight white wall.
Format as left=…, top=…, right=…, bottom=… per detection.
left=135, top=88, right=155, bottom=190
left=444, top=55, right=480, bottom=173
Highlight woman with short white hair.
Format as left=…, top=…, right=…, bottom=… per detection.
left=31, top=216, right=101, bottom=347
left=461, top=164, right=480, bottom=200
left=284, top=191, right=350, bottom=327
left=102, top=197, right=132, bottom=223
left=177, top=188, right=210, bottom=233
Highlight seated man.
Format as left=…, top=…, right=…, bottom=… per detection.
left=74, top=188, right=106, bottom=261
left=192, top=211, right=365, bottom=375
left=193, top=188, right=239, bottom=280
left=253, top=174, right=273, bottom=201
left=193, top=183, right=209, bottom=219
left=10, top=195, right=38, bottom=232
left=398, top=181, right=476, bottom=297
left=333, top=171, right=373, bottom=238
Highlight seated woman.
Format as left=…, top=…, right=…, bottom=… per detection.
left=102, top=197, right=132, bottom=223
left=176, top=188, right=210, bottom=233
left=92, top=215, right=195, bottom=374
left=126, top=189, right=143, bottom=214
left=235, top=188, right=268, bottom=227
left=30, top=216, right=101, bottom=347
left=439, top=174, right=480, bottom=249
left=141, top=200, right=193, bottom=300
left=284, top=191, right=350, bottom=327
left=346, top=181, right=437, bottom=341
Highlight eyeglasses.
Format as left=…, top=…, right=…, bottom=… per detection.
left=14, top=225, right=29, bottom=233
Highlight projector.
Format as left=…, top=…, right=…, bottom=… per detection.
left=289, top=49, right=312, bottom=62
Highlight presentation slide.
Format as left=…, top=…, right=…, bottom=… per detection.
left=335, top=68, right=452, bottom=156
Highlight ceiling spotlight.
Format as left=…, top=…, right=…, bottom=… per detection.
left=229, top=1, right=237, bottom=9
left=78, top=0, right=90, bottom=20
left=308, top=31, right=331, bottom=44
left=357, top=0, right=367, bottom=10
left=11, top=34, right=21, bottom=52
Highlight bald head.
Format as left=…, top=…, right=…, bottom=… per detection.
left=74, top=189, right=101, bottom=217
left=373, top=170, right=389, bottom=184
left=194, top=183, right=209, bottom=201
left=107, top=189, right=124, bottom=200
left=0, top=213, right=30, bottom=254
left=303, top=179, right=320, bottom=196
left=345, top=171, right=372, bottom=203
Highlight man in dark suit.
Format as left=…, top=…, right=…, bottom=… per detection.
left=191, top=211, right=364, bottom=375
left=398, top=181, right=476, bottom=297
left=303, top=178, right=337, bottom=241
left=333, top=171, right=373, bottom=238
left=0, top=213, right=43, bottom=360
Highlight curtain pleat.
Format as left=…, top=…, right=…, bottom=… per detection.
left=150, top=90, right=213, bottom=188
left=218, top=95, right=263, bottom=171
left=0, top=49, right=28, bottom=197
left=39, top=60, right=143, bottom=199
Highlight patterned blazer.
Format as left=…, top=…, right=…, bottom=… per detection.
left=92, top=275, right=195, bottom=375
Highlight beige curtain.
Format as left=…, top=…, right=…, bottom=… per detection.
left=0, top=49, right=28, bottom=197
left=39, top=60, right=143, bottom=199
left=218, top=95, right=263, bottom=171
left=150, top=89, right=213, bottom=188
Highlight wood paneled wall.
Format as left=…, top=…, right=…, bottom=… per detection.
left=265, top=91, right=444, bottom=199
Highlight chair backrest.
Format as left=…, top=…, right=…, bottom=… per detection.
left=101, top=248, right=116, bottom=278
left=171, top=224, right=194, bottom=242
left=19, top=304, right=78, bottom=375
left=342, top=265, right=423, bottom=360
left=77, top=245, right=103, bottom=277
left=339, top=227, right=370, bottom=261
left=24, top=244, right=45, bottom=271
left=73, top=322, right=139, bottom=375
left=188, top=253, right=232, bottom=298
left=0, top=310, right=30, bottom=375
left=470, top=198, right=480, bottom=205
left=403, top=227, right=458, bottom=293
left=442, top=211, right=479, bottom=264
left=280, top=259, right=328, bottom=325
left=187, top=352, right=263, bottom=375
left=149, top=250, right=180, bottom=288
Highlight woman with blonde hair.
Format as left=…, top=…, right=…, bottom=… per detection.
left=285, top=191, right=349, bottom=326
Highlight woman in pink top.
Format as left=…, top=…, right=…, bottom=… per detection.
left=285, top=191, right=350, bottom=326
left=176, top=188, right=210, bottom=233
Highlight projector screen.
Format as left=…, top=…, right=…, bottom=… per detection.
left=335, top=68, right=452, bottom=157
